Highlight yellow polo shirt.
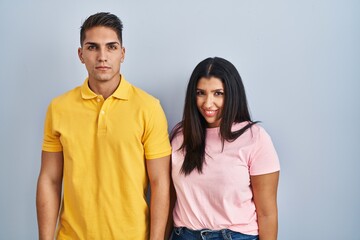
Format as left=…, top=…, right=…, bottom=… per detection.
left=42, top=76, right=171, bottom=239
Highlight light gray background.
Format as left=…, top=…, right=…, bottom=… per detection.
left=0, top=0, right=359, bottom=239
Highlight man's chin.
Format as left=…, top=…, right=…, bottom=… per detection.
left=93, top=75, right=112, bottom=82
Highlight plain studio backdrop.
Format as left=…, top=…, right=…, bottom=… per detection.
left=0, top=0, right=359, bottom=239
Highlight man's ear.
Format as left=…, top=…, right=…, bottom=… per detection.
left=78, top=47, right=84, bottom=63
left=120, top=47, right=126, bottom=63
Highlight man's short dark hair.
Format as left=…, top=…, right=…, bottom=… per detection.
left=80, top=12, right=123, bottom=46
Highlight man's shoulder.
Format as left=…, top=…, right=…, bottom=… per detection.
left=128, top=83, right=159, bottom=105
left=50, top=85, right=82, bottom=106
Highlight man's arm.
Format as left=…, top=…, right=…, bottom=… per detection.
left=164, top=178, right=176, bottom=239
left=36, top=151, right=63, bottom=240
left=146, top=155, right=171, bottom=240
left=251, top=171, right=279, bottom=240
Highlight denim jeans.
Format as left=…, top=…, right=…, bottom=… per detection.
left=169, top=227, right=259, bottom=240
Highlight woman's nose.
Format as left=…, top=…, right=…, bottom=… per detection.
left=204, top=95, right=213, bottom=108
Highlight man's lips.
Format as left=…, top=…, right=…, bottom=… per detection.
left=96, top=66, right=111, bottom=70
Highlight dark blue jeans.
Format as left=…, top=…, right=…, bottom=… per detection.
left=170, top=227, right=259, bottom=240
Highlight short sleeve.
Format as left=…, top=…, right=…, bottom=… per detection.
left=42, top=102, right=63, bottom=152
left=142, top=100, right=172, bottom=160
left=249, top=127, right=280, bottom=175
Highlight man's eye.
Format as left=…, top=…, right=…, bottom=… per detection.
left=87, top=45, right=96, bottom=50
left=108, top=45, right=117, bottom=50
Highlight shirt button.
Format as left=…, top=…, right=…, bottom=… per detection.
left=101, top=110, right=105, bottom=115
left=97, top=98, right=101, bottom=102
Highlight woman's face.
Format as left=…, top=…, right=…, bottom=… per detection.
left=196, top=77, right=225, bottom=128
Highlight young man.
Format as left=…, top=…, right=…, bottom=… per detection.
left=36, top=12, right=171, bottom=240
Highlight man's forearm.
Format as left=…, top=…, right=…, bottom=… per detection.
left=36, top=176, right=62, bottom=240
left=149, top=184, right=170, bottom=240
left=164, top=182, right=176, bottom=239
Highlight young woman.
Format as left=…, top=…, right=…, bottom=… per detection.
left=170, top=57, right=280, bottom=240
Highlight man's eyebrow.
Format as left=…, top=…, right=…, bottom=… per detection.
left=84, top=42, right=120, bottom=46
left=84, top=42, right=99, bottom=46
left=106, top=42, right=120, bottom=45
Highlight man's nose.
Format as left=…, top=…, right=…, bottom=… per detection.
left=97, top=48, right=107, bottom=62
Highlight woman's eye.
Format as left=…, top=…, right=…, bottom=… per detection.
left=215, top=91, right=224, bottom=96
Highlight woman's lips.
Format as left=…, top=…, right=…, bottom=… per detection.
left=202, top=109, right=218, bottom=117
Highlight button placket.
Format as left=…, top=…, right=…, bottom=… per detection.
left=97, top=97, right=110, bottom=134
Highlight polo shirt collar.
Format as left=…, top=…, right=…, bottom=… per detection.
left=81, top=75, right=130, bottom=100
left=112, top=75, right=130, bottom=100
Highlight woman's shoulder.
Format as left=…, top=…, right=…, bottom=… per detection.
left=232, top=121, right=271, bottom=142
left=170, top=123, right=184, bottom=147
left=232, top=121, right=263, bottom=132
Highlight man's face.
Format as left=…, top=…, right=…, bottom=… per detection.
left=78, top=26, right=125, bottom=84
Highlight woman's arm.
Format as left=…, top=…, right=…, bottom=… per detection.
left=251, top=171, right=280, bottom=240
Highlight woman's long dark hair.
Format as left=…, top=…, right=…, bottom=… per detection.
left=171, top=57, right=258, bottom=175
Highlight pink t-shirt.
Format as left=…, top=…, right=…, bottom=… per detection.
left=171, top=122, right=280, bottom=235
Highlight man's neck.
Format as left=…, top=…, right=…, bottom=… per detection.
left=88, top=75, right=121, bottom=99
